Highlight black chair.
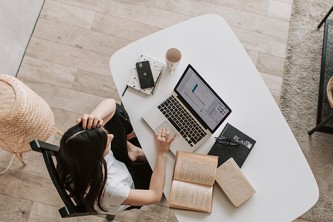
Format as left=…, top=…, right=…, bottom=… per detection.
left=29, top=140, right=115, bottom=221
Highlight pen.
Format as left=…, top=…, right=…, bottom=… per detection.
left=151, top=72, right=162, bottom=95
left=121, top=85, right=128, bottom=97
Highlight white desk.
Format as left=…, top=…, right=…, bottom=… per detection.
left=109, top=14, right=318, bottom=222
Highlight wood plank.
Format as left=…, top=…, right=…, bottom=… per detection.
left=267, top=0, right=293, bottom=21
left=72, top=69, right=120, bottom=99
left=0, top=149, right=50, bottom=178
left=53, top=0, right=189, bottom=28
left=155, top=0, right=268, bottom=16
left=18, top=56, right=77, bottom=88
left=28, top=202, right=105, bottom=222
left=138, top=203, right=171, bottom=222
left=53, top=0, right=156, bottom=10
left=41, top=0, right=95, bottom=29
left=153, top=0, right=289, bottom=40
left=21, top=80, right=105, bottom=114
left=52, top=108, right=82, bottom=132
left=0, top=193, right=33, bottom=222
left=260, top=72, right=282, bottom=97
left=273, top=0, right=293, bottom=5
left=0, top=169, right=62, bottom=206
left=92, top=13, right=161, bottom=41
left=33, top=18, right=129, bottom=55
left=245, top=49, right=259, bottom=65
left=25, top=37, right=111, bottom=76
left=256, top=52, right=285, bottom=77
left=234, top=28, right=287, bottom=58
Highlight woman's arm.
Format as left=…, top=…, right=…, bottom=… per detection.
left=77, top=98, right=116, bottom=129
left=122, top=128, right=176, bottom=206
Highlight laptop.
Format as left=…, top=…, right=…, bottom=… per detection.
left=142, top=64, right=232, bottom=154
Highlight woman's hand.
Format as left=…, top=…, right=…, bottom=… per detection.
left=155, top=128, right=176, bottom=154
left=76, top=98, right=116, bottom=129
left=76, top=114, right=104, bottom=129
left=123, top=127, right=177, bottom=206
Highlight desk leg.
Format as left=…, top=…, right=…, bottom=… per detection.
left=318, top=6, right=333, bottom=29
left=308, top=111, right=333, bottom=135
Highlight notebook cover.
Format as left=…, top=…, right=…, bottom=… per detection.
left=208, top=123, right=256, bottom=168
left=127, top=54, right=163, bottom=95
left=215, top=158, right=256, bottom=207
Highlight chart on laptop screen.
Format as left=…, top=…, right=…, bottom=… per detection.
left=176, top=66, right=230, bottom=131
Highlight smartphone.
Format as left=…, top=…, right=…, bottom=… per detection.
left=136, top=61, right=155, bottom=89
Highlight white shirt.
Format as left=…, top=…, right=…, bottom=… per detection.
left=98, top=150, right=134, bottom=214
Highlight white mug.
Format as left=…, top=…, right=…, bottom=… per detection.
left=166, top=48, right=182, bottom=73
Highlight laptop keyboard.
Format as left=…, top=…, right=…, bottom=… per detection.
left=158, top=95, right=207, bottom=147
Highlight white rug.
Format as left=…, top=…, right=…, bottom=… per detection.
left=0, top=0, right=44, bottom=76
left=281, top=0, right=333, bottom=221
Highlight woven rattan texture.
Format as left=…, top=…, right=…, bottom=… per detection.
left=0, top=75, right=56, bottom=154
left=0, top=82, right=15, bottom=119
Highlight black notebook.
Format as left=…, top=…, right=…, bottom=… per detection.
left=208, top=123, right=256, bottom=168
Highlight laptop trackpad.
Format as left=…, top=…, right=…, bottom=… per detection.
left=155, top=121, right=178, bottom=138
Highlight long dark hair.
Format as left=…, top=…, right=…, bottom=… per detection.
left=56, top=124, right=108, bottom=212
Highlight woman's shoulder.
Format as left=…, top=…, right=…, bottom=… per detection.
left=104, top=151, right=133, bottom=187
left=104, top=150, right=115, bottom=163
left=102, top=160, right=133, bottom=207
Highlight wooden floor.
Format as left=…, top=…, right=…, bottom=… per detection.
left=0, top=0, right=311, bottom=221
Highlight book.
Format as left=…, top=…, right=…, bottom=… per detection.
left=169, top=151, right=218, bottom=213
left=215, top=158, right=256, bottom=207
left=126, top=54, right=164, bottom=95
left=208, top=123, right=256, bottom=168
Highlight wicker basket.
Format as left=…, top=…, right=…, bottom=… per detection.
left=0, top=74, right=57, bottom=165
left=327, top=77, right=333, bottom=108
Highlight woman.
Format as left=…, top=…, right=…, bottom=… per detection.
left=56, top=98, right=176, bottom=214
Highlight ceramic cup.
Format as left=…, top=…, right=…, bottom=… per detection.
left=166, top=48, right=182, bottom=73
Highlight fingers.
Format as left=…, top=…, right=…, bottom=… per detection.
left=77, top=114, right=103, bottom=129
left=156, top=128, right=167, bottom=140
left=168, top=132, right=177, bottom=143
left=155, top=128, right=176, bottom=143
left=76, top=118, right=82, bottom=124
left=155, top=128, right=164, bottom=140
left=87, top=115, right=97, bottom=129
left=81, top=114, right=89, bottom=129
left=161, top=128, right=168, bottom=138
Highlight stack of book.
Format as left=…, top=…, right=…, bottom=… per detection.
left=169, top=124, right=256, bottom=213
left=126, top=54, right=164, bottom=95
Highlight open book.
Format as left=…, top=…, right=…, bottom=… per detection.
left=169, top=151, right=218, bottom=213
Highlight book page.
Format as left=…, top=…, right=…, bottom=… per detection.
left=174, top=151, right=218, bottom=186
left=169, top=180, right=213, bottom=213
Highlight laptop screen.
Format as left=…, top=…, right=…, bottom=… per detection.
left=175, top=64, right=232, bottom=132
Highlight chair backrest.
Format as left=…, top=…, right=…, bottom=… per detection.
left=29, top=140, right=94, bottom=218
